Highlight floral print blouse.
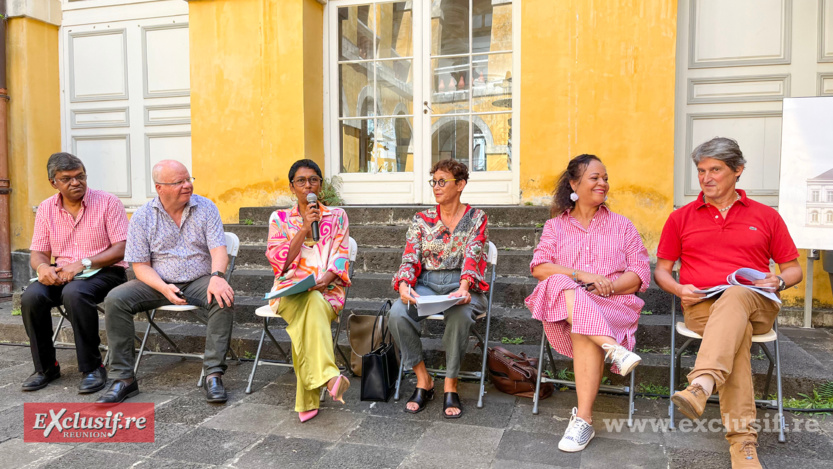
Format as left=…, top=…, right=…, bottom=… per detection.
left=392, top=205, right=490, bottom=293
left=265, top=204, right=351, bottom=313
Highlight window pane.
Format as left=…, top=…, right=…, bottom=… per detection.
left=432, top=57, right=470, bottom=114
left=472, top=113, right=511, bottom=171
left=340, top=118, right=374, bottom=173
left=473, top=0, right=512, bottom=53
left=472, top=53, right=511, bottom=112
left=375, top=116, right=413, bottom=172
left=376, top=2, right=413, bottom=59
left=340, top=63, right=374, bottom=118
left=432, top=115, right=470, bottom=168
left=432, top=0, right=469, bottom=55
left=339, top=5, right=375, bottom=60
left=376, top=60, right=413, bottom=116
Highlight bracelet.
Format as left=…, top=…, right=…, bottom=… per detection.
left=35, top=263, right=49, bottom=278
left=571, top=270, right=578, bottom=282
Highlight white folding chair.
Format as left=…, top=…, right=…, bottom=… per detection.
left=392, top=241, right=498, bottom=409
left=669, top=293, right=785, bottom=442
left=133, top=232, right=241, bottom=387
left=245, top=236, right=358, bottom=394
left=531, top=328, right=638, bottom=427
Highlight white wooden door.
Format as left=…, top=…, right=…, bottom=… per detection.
left=325, top=0, right=520, bottom=205
left=60, top=0, right=191, bottom=210
left=674, top=0, right=833, bottom=207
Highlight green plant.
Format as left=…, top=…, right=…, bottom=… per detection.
left=783, top=387, right=833, bottom=415
left=319, top=175, right=345, bottom=206
left=524, top=201, right=534, bottom=206
left=535, top=222, right=545, bottom=228
left=556, top=368, right=575, bottom=382
left=11, top=309, right=21, bottom=317
left=242, top=218, right=254, bottom=226
left=501, top=336, right=524, bottom=345
left=243, top=351, right=255, bottom=360
left=601, top=376, right=611, bottom=385
left=638, top=383, right=670, bottom=399
left=641, top=310, right=653, bottom=315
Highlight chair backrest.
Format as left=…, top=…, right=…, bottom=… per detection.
left=224, top=232, right=240, bottom=257
left=486, top=241, right=498, bottom=266
left=348, top=236, right=357, bottom=280
left=268, top=210, right=279, bottom=226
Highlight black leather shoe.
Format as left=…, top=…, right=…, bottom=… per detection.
left=21, top=366, right=61, bottom=392
left=78, top=366, right=107, bottom=394
left=204, top=375, right=227, bottom=403
left=96, top=379, right=139, bottom=403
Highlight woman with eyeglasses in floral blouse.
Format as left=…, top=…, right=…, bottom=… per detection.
left=388, top=159, right=489, bottom=419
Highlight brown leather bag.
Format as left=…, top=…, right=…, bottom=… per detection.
left=487, top=346, right=555, bottom=399
left=347, top=301, right=398, bottom=376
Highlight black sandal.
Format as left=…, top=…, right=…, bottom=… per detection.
left=405, top=387, right=434, bottom=414
left=443, top=392, right=463, bottom=419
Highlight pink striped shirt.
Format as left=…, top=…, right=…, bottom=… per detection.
left=525, top=206, right=650, bottom=361
left=30, top=188, right=129, bottom=268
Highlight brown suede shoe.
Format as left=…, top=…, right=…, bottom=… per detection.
left=671, top=383, right=709, bottom=420
left=729, top=440, right=761, bottom=468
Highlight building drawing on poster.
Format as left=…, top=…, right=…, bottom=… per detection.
left=806, top=169, right=833, bottom=227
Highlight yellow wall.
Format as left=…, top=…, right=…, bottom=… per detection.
left=782, top=251, right=833, bottom=308
left=7, top=18, right=61, bottom=251
left=519, top=0, right=678, bottom=253
left=188, top=0, right=324, bottom=223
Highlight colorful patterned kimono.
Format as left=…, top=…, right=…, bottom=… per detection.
left=264, top=204, right=351, bottom=412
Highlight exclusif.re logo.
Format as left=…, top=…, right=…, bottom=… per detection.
left=24, top=403, right=155, bottom=443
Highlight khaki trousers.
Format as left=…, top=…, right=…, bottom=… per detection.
left=683, top=286, right=780, bottom=443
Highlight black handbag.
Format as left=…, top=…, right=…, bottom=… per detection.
left=360, top=300, right=399, bottom=402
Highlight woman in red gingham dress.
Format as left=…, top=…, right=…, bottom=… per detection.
left=525, top=154, right=651, bottom=453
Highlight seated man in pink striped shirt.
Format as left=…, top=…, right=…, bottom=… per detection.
left=21, top=152, right=129, bottom=394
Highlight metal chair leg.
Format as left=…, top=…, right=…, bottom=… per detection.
left=197, top=368, right=205, bottom=388
left=774, top=322, right=785, bottom=443
left=628, top=369, right=636, bottom=428
left=52, top=315, right=65, bottom=345
left=759, top=342, right=775, bottom=399
left=394, top=358, right=405, bottom=401
left=669, top=296, right=677, bottom=430
left=134, top=310, right=155, bottom=375
left=246, top=319, right=269, bottom=394
left=532, top=333, right=546, bottom=415
left=477, top=297, right=493, bottom=409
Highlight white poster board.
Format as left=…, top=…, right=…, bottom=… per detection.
left=778, top=97, right=833, bottom=251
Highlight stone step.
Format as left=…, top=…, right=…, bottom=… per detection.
left=235, top=244, right=536, bottom=276
left=227, top=224, right=540, bottom=250
left=0, top=312, right=826, bottom=398
left=239, top=205, right=551, bottom=227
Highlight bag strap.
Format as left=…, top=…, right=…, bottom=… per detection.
left=371, top=300, right=393, bottom=346
left=492, top=345, right=528, bottom=363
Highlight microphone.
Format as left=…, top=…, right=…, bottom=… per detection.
left=306, top=192, right=320, bottom=242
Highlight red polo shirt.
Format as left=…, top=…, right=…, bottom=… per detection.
left=657, top=190, right=798, bottom=288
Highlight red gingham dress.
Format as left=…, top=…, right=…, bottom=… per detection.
left=525, top=206, right=651, bottom=363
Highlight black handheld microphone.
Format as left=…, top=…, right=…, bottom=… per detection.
left=306, top=192, right=320, bottom=242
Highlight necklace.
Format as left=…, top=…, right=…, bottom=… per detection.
left=716, top=193, right=740, bottom=212
left=443, top=204, right=465, bottom=229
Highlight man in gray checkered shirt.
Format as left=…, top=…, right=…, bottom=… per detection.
left=98, top=160, right=235, bottom=404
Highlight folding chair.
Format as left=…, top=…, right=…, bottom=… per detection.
left=531, top=328, right=637, bottom=427
left=392, top=241, right=498, bottom=409
left=668, top=292, right=785, bottom=442
left=133, top=232, right=241, bottom=387
left=245, top=236, right=357, bottom=394
left=52, top=304, right=113, bottom=365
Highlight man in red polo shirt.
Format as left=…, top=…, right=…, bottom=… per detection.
left=654, top=137, right=802, bottom=469
left=21, top=153, right=129, bottom=394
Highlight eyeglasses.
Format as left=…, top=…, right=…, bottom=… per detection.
left=55, top=174, right=87, bottom=185
left=428, top=178, right=458, bottom=188
left=155, top=177, right=196, bottom=187
left=292, top=177, right=322, bottom=187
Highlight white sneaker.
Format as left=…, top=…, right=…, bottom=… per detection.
left=558, top=407, right=595, bottom=452
left=602, top=343, right=642, bottom=376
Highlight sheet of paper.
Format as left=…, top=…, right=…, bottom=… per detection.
left=30, top=268, right=101, bottom=283
left=693, top=268, right=780, bottom=304
left=263, top=274, right=316, bottom=300
left=414, top=294, right=462, bottom=317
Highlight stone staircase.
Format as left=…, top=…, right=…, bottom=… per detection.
left=5, top=205, right=832, bottom=398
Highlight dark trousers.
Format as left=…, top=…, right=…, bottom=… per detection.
left=21, top=267, right=127, bottom=374
left=103, top=276, right=234, bottom=380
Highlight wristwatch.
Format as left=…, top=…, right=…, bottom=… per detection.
left=81, top=258, right=92, bottom=270
left=776, top=276, right=786, bottom=292
left=211, top=271, right=226, bottom=279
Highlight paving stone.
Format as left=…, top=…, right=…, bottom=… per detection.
left=133, top=458, right=219, bottom=468
left=37, top=448, right=147, bottom=469
left=80, top=423, right=193, bottom=456
left=343, top=415, right=429, bottom=450
left=0, top=404, right=24, bottom=443
left=154, top=389, right=246, bottom=426
left=412, top=421, right=504, bottom=464
left=313, top=442, right=408, bottom=469
left=270, top=407, right=364, bottom=441
left=759, top=455, right=833, bottom=468
left=239, top=382, right=297, bottom=406
left=233, top=435, right=327, bottom=469
left=591, top=411, right=664, bottom=444
left=507, top=403, right=571, bottom=435
left=152, top=427, right=260, bottom=465
left=491, top=461, right=573, bottom=469
left=0, top=437, right=74, bottom=467
left=666, top=447, right=731, bottom=469
left=495, top=430, right=581, bottom=468
left=201, top=403, right=287, bottom=434
left=578, top=436, right=667, bottom=469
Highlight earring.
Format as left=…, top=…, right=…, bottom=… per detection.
left=570, top=192, right=579, bottom=202
left=604, top=195, right=608, bottom=202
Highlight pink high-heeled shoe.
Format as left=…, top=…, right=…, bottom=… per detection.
left=299, top=409, right=318, bottom=422
left=328, top=375, right=350, bottom=404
